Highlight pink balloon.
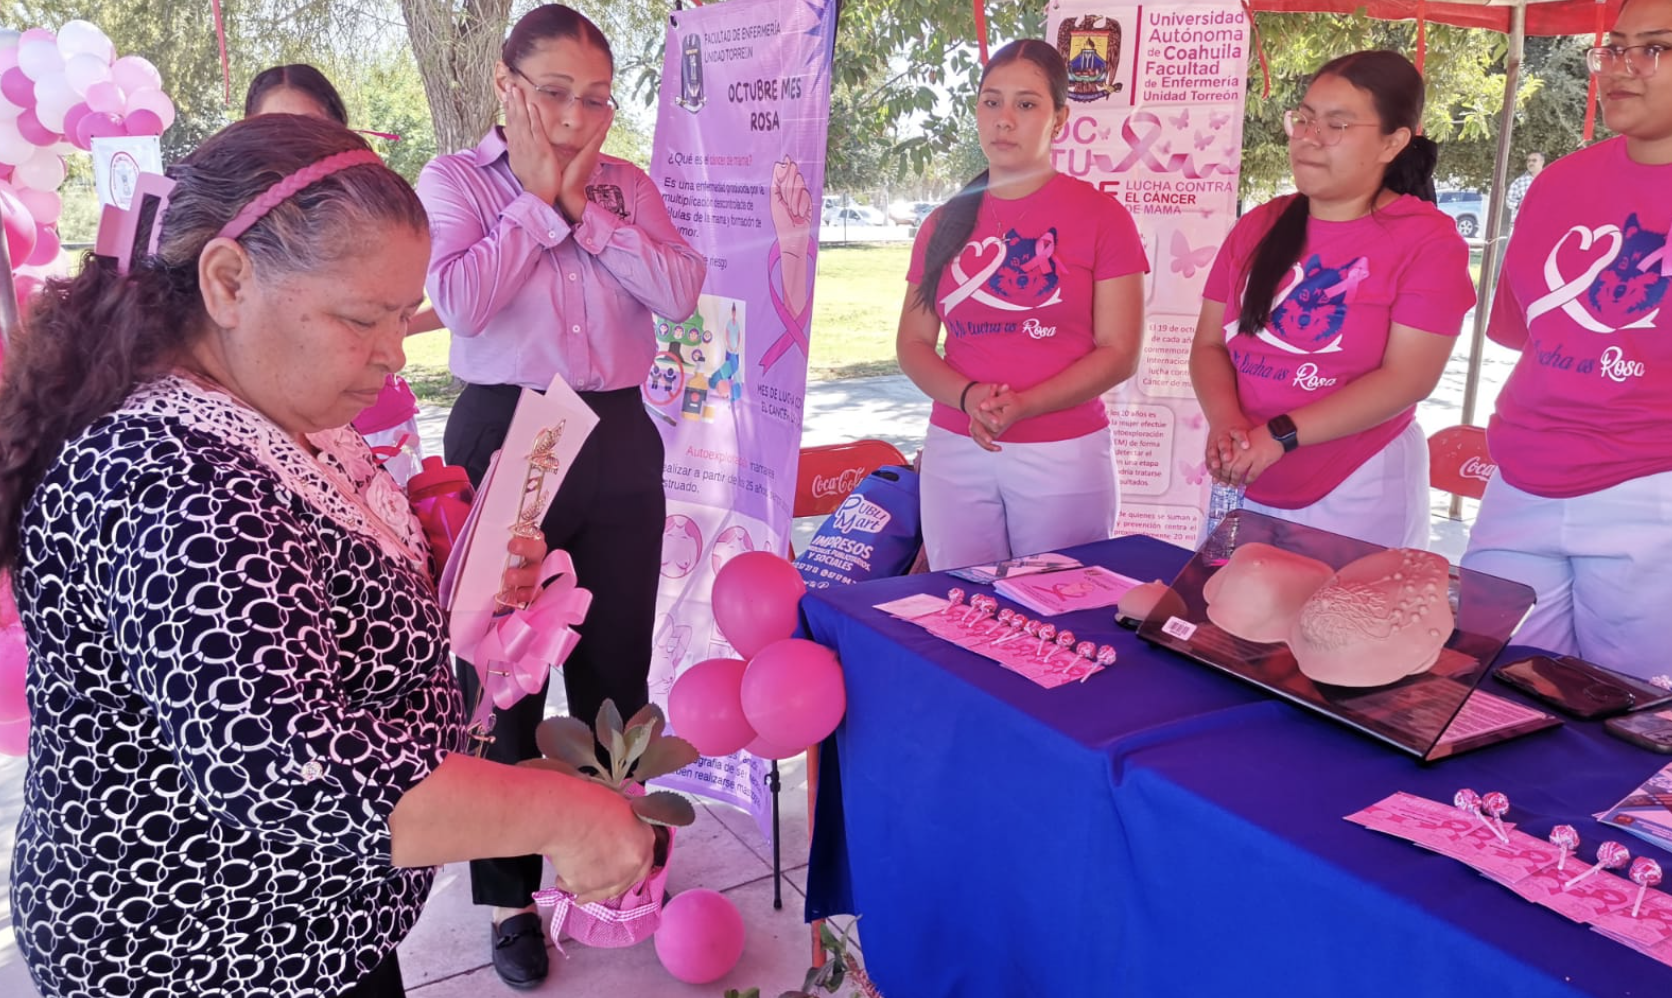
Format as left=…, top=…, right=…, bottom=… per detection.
left=60, top=102, right=90, bottom=150
left=14, top=107, right=53, bottom=146
left=669, top=658, right=756, bottom=756
left=83, top=79, right=123, bottom=115
left=0, top=714, right=27, bottom=756
left=653, top=889, right=745, bottom=984
left=13, top=272, right=40, bottom=316
left=1, top=67, right=35, bottom=109
left=0, top=626, right=25, bottom=723
left=0, top=185, right=37, bottom=264
left=123, top=108, right=161, bottom=137
left=110, top=55, right=161, bottom=96
left=0, top=572, right=16, bottom=627
left=711, top=551, right=807, bottom=658
left=0, top=47, right=18, bottom=76
left=24, top=223, right=55, bottom=266
left=124, top=87, right=175, bottom=131
left=77, top=111, right=122, bottom=149
left=740, top=638, right=846, bottom=749
left=15, top=187, right=58, bottom=224
left=18, top=29, right=55, bottom=48
left=743, top=732, right=802, bottom=760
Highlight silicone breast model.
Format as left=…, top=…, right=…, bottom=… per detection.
left=1201, top=542, right=1335, bottom=644
left=1289, top=547, right=1454, bottom=687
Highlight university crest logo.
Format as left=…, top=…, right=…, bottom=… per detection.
left=1057, top=15, right=1124, bottom=102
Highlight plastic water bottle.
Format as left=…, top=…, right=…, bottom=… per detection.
left=1201, top=481, right=1245, bottom=564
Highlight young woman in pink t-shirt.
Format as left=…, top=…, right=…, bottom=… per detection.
left=1461, top=0, right=1672, bottom=680
left=897, top=40, right=1148, bottom=571
left=1190, top=50, right=1474, bottom=548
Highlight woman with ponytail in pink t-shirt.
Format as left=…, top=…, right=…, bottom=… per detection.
left=1190, top=50, right=1474, bottom=549
left=897, top=40, right=1148, bottom=571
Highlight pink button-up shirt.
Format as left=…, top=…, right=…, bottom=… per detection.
left=416, top=129, right=706, bottom=392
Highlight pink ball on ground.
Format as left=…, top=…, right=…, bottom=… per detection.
left=740, top=638, right=846, bottom=748
left=668, top=657, right=756, bottom=756
left=654, top=888, right=745, bottom=984
left=711, top=550, right=806, bottom=658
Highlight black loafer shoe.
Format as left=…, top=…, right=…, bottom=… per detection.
left=491, top=912, right=549, bottom=990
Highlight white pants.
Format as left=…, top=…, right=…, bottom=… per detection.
left=920, top=424, right=1119, bottom=571
left=1241, top=419, right=1430, bottom=550
left=1462, top=470, right=1672, bottom=681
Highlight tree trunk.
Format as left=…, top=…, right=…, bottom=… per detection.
left=398, top=0, right=513, bottom=156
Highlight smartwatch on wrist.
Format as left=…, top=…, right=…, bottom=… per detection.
left=1267, top=414, right=1300, bottom=453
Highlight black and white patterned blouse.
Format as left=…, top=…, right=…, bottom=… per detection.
left=9, top=377, right=466, bottom=997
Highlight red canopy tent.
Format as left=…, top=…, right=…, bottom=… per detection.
left=1248, top=0, right=1622, bottom=436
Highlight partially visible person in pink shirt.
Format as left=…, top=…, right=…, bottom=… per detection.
left=1189, top=50, right=1473, bottom=549
left=413, top=5, right=704, bottom=988
left=1462, top=0, right=1672, bottom=681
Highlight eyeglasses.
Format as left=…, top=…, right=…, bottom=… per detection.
left=1283, top=109, right=1381, bottom=147
left=1586, top=44, right=1665, bottom=79
left=511, top=67, right=617, bottom=116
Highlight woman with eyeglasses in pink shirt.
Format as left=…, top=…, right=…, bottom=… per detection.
left=414, top=5, right=704, bottom=987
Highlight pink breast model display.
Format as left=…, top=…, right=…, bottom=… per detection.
left=1289, top=547, right=1454, bottom=687
left=1116, top=579, right=1188, bottom=625
left=1201, top=542, right=1335, bottom=644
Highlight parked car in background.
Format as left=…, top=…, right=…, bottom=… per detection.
left=823, top=205, right=886, bottom=227
left=1436, top=189, right=1486, bottom=239
left=887, top=200, right=938, bottom=226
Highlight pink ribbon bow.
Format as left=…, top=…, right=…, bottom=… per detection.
left=462, top=550, right=592, bottom=721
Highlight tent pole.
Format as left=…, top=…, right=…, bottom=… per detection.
left=1452, top=0, right=1525, bottom=518
left=0, top=198, right=18, bottom=353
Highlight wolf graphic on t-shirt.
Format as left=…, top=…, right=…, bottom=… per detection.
left=984, top=227, right=1061, bottom=308
left=1583, top=213, right=1668, bottom=330
left=1268, top=254, right=1367, bottom=350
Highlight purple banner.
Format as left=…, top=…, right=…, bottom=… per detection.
left=643, top=0, right=836, bottom=839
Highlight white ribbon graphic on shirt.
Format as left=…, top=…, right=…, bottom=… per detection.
left=1527, top=224, right=1659, bottom=333
left=942, top=236, right=1065, bottom=313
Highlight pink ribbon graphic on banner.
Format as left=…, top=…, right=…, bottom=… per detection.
left=1114, top=111, right=1237, bottom=180
left=463, top=550, right=592, bottom=716
left=758, top=243, right=809, bottom=373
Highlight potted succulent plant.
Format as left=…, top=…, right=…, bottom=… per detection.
left=522, top=699, right=700, bottom=948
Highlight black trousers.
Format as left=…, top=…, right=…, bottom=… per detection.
left=340, top=950, right=403, bottom=998
left=446, top=382, right=665, bottom=908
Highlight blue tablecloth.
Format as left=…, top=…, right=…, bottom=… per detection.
left=801, top=535, right=1672, bottom=998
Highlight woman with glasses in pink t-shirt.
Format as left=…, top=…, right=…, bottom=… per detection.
left=1462, top=0, right=1672, bottom=681
left=1189, top=50, right=1474, bottom=549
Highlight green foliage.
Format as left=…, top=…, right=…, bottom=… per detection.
left=1239, top=14, right=1601, bottom=199
left=526, top=700, right=700, bottom=828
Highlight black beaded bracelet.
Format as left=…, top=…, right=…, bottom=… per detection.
left=958, top=380, right=978, bottom=413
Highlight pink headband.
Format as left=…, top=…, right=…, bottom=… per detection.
left=216, top=148, right=385, bottom=241
left=93, top=172, right=177, bottom=276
